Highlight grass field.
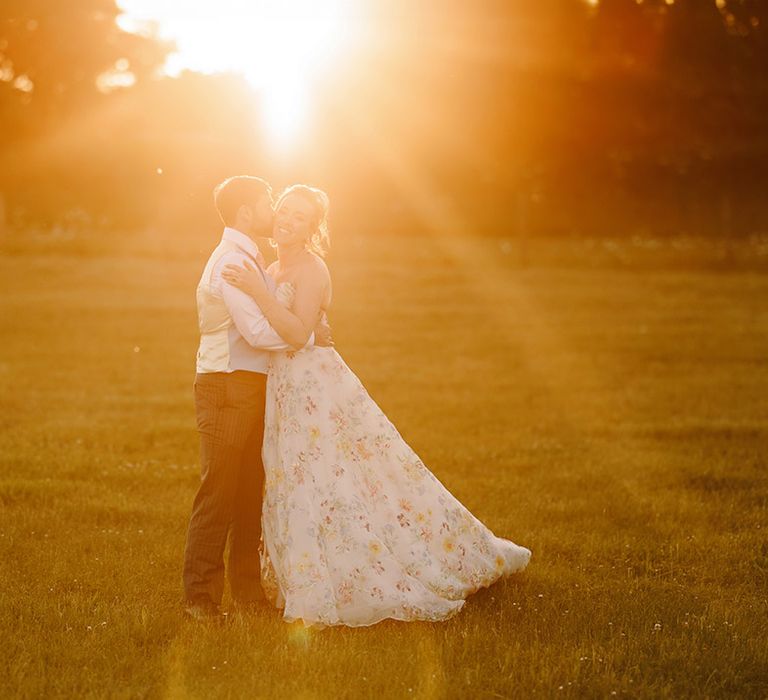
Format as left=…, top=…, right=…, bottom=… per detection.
left=1, top=231, right=766, bottom=698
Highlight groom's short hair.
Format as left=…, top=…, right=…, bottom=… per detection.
left=213, top=176, right=272, bottom=227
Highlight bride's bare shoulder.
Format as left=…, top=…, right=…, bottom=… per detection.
left=303, top=252, right=331, bottom=285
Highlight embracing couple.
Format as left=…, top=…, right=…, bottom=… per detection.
left=182, top=175, right=531, bottom=628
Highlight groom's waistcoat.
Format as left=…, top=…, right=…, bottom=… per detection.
left=196, top=239, right=271, bottom=374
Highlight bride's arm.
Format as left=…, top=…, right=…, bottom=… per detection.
left=222, top=260, right=329, bottom=349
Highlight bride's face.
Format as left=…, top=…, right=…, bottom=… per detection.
left=273, top=193, right=316, bottom=248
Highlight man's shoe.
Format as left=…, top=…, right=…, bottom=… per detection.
left=183, top=598, right=225, bottom=623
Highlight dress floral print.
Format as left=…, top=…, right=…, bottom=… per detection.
left=259, top=283, right=531, bottom=627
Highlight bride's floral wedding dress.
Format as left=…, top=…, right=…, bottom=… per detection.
left=259, top=283, right=531, bottom=627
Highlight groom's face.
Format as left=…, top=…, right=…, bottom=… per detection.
left=247, top=194, right=274, bottom=237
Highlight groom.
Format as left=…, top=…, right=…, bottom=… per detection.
left=183, top=175, right=328, bottom=620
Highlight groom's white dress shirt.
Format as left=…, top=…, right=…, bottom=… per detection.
left=196, top=227, right=302, bottom=374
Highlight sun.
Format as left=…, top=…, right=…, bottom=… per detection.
left=116, top=0, right=358, bottom=147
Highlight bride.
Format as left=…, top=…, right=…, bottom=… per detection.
left=222, top=185, right=531, bottom=627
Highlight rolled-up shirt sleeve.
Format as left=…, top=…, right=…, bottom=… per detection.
left=215, top=252, right=313, bottom=350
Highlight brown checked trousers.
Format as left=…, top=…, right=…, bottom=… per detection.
left=183, top=370, right=267, bottom=606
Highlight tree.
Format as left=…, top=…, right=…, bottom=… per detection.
left=0, top=0, right=171, bottom=227
left=0, top=0, right=169, bottom=138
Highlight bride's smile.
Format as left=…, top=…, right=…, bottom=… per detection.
left=272, top=194, right=316, bottom=248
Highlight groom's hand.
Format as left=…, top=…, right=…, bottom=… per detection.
left=314, top=315, right=334, bottom=347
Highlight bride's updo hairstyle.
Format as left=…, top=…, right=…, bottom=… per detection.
left=274, top=184, right=330, bottom=257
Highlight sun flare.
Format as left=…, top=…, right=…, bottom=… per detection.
left=117, top=0, right=358, bottom=147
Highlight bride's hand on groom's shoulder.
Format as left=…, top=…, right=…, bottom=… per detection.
left=222, top=260, right=267, bottom=299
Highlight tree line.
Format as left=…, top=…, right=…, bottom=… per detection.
left=1, top=0, right=766, bottom=238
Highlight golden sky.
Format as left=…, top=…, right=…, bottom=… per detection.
left=116, top=1, right=367, bottom=145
